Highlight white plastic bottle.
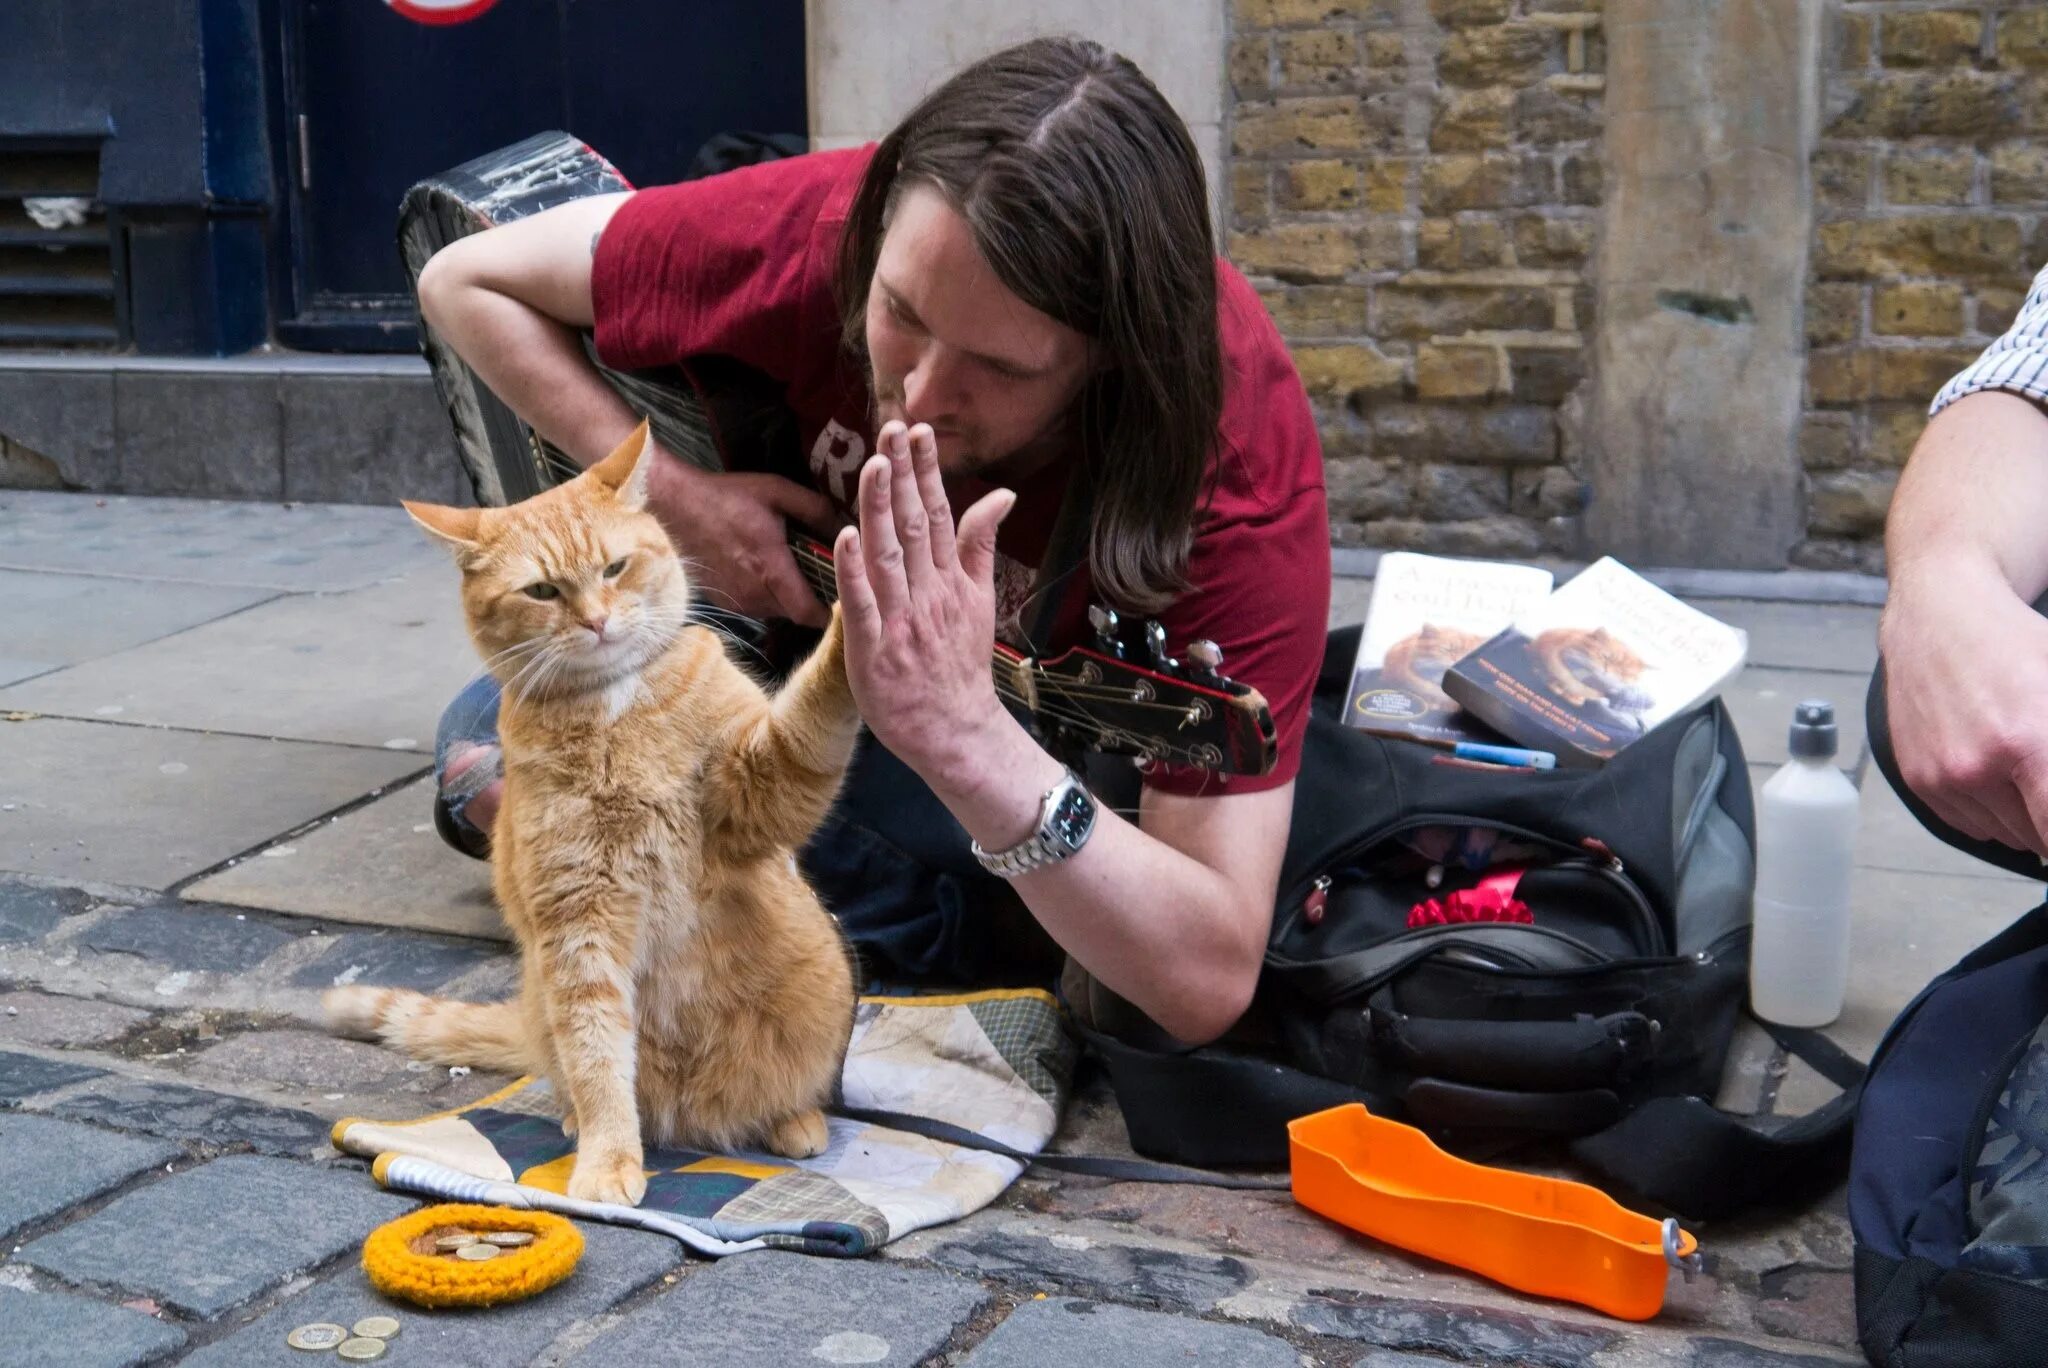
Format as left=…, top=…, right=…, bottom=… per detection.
left=1749, top=700, right=1862, bottom=1028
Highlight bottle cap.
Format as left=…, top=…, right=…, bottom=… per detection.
left=1789, top=699, right=1838, bottom=759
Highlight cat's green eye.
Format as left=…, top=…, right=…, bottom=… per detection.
left=523, top=583, right=560, bottom=601
left=603, top=558, right=628, bottom=578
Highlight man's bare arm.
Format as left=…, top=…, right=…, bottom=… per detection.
left=414, top=193, right=643, bottom=469
left=1882, top=391, right=2048, bottom=854
left=413, top=193, right=835, bottom=624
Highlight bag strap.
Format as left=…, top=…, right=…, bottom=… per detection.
left=1566, top=1017, right=1863, bottom=1221
left=833, top=1105, right=1290, bottom=1191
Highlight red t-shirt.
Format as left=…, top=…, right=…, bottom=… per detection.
left=591, top=146, right=1330, bottom=795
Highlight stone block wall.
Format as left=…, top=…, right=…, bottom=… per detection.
left=1227, top=0, right=1607, bottom=560
left=1799, top=2, right=2048, bottom=574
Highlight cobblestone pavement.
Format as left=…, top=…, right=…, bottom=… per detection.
left=1, top=489, right=2032, bottom=1366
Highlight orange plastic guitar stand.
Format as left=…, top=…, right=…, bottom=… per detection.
left=1288, top=1103, right=1701, bottom=1321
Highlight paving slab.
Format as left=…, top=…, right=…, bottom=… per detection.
left=0, top=1049, right=107, bottom=1103
left=1774, top=864, right=2043, bottom=1115
left=187, top=1028, right=409, bottom=1094
left=181, top=1222, right=682, bottom=1367
left=1285, top=1287, right=1620, bottom=1366
left=0, top=568, right=474, bottom=752
left=184, top=777, right=504, bottom=940
left=1684, top=600, right=1880, bottom=677
left=0, top=717, right=421, bottom=888
left=923, top=1229, right=1252, bottom=1313
left=0, top=490, right=445, bottom=592
left=1723, top=668, right=1871, bottom=767
left=0, top=878, right=101, bottom=942
left=1690, top=1338, right=1859, bottom=1366
left=0, top=1285, right=187, bottom=1368
left=0, top=569, right=275, bottom=674
left=76, top=903, right=294, bottom=974
left=575, top=1249, right=991, bottom=1368
left=0, top=1113, right=180, bottom=1241
left=0, top=990, right=151, bottom=1048
left=288, top=928, right=507, bottom=990
left=1853, top=765, right=2036, bottom=884
left=960, top=1297, right=1300, bottom=1368
left=16, top=1153, right=415, bottom=1319
left=44, top=1081, right=331, bottom=1156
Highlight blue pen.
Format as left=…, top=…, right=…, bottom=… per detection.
left=1452, top=741, right=1558, bottom=770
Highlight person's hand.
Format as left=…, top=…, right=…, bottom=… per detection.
left=1882, top=560, right=2048, bottom=858
left=833, top=421, right=1015, bottom=777
left=643, top=444, right=839, bottom=627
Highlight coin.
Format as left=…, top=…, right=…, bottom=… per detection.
left=352, top=1315, right=402, bottom=1340
left=286, top=1323, right=349, bottom=1351
left=336, top=1338, right=388, bottom=1362
left=482, top=1231, right=534, bottom=1247
left=455, top=1242, right=501, bottom=1261
left=434, top=1233, right=479, bottom=1251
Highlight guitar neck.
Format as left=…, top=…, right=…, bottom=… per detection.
left=785, top=533, right=1035, bottom=686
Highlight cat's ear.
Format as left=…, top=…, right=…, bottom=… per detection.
left=587, top=419, right=655, bottom=511
left=402, top=500, right=483, bottom=556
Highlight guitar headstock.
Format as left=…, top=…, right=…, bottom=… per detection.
left=1019, top=606, right=1278, bottom=776
left=787, top=533, right=1277, bottom=776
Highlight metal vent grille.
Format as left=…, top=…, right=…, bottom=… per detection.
left=0, top=144, right=119, bottom=348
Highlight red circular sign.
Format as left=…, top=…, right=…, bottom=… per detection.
left=386, top=0, right=501, bottom=25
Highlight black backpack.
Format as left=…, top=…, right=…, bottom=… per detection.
left=1852, top=901, right=2048, bottom=1364
left=1073, top=624, right=1859, bottom=1220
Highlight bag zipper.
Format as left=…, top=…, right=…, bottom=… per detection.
left=1285, top=814, right=1667, bottom=956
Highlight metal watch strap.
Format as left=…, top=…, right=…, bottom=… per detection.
left=970, top=768, right=1098, bottom=879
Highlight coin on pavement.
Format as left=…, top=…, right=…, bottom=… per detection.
left=286, top=1323, right=349, bottom=1351
left=456, top=1242, right=501, bottom=1261
left=352, top=1315, right=402, bottom=1340
left=337, top=1337, right=388, bottom=1361
left=482, top=1231, right=534, bottom=1247
left=435, top=1233, right=479, bottom=1251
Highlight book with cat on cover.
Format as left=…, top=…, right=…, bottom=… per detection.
left=1440, top=557, right=1749, bottom=768
left=1343, top=553, right=1556, bottom=744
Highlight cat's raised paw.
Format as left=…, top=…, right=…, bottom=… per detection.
left=764, top=1108, right=830, bottom=1158
left=567, top=1148, right=647, bottom=1207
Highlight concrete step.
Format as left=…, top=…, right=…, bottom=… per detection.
left=0, top=352, right=473, bottom=508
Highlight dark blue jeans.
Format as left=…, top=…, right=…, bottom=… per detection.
left=432, top=671, right=1063, bottom=988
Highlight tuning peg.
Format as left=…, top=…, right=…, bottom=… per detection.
left=1185, top=640, right=1224, bottom=682
left=1088, top=604, right=1124, bottom=658
left=1142, top=620, right=1170, bottom=670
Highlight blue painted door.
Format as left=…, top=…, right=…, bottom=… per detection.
left=279, top=0, right=807, bottom=350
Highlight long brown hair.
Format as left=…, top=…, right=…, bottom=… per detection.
left=835, top=36, right=1221, bottom=614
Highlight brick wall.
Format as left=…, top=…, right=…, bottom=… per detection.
left=1226, top=0, right=1606, bottom=559
left=1799, top=2, right=2048, bottom=574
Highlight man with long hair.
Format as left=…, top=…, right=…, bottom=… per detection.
left=414, top=37, right=1331, bottom=1045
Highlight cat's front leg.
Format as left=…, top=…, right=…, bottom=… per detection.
left=533, top=930, right=648, bottom=1207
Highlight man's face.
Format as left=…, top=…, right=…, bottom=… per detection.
left=864, top=183, right=1095, bottom=482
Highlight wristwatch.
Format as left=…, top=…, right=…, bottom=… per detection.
left=970, top=768, right=1098, bottom=879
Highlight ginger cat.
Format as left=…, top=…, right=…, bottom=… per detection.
left=325, top=422, right=859, bottom=1207
left=1381, top=623, right=1485, bottom=713
left=1529, top=626, right=1646, bottom=708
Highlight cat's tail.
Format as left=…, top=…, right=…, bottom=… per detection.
left=323, top=986, right=534, bottom=1075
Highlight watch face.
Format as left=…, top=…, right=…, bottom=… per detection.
left=1049, top=786, right=1095, bottom=849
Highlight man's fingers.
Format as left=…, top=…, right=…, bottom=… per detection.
left=908, top=424, right=958, bottom=570
left=888, top=424, right=937, bottom=592
left=834, top=525, right=879, bottom=635
left=858, top=453, right=910, bottom=619
left=956, top=488, right=1017, bottom=588
left=765, top=476, right=841, bottom=537
left=765, top=548, right=829, bottom=628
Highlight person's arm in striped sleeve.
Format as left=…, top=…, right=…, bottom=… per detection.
left=1881, top=261, right=2048, bottom=857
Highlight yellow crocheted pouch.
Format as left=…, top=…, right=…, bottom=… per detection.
left=362, top=1203, right=583, bottom=1308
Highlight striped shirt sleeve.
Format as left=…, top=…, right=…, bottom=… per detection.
left=1930, top=262, right=2048, bottom=416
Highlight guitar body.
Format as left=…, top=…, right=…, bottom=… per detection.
left=398, top=133, right=1276, bottom=776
